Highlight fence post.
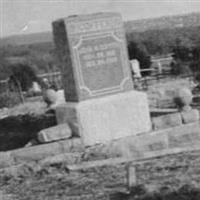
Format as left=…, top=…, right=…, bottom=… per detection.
left=126, top=163, right=137, bottom=190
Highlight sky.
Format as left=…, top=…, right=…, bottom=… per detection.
left=1, top=0, right=200, bottom=38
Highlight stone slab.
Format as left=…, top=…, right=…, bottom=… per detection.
left=67, top=143, right=200, bottom=171
left=58, top=138, right=85, bottom=152
left=56, top=90, right=151, bottom=146
left=152, top=112, right=182, bottom=130
left=39, top=152, right=82, bottom=166
left=181, top=109, right=200, bottom=124
left=37, top=123, right=72, bottom=143
left=52, top=12, right=133, bottom=101
left=11, top=142, right=63, bottom=163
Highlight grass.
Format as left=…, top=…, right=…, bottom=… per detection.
left=1, top=150, right=200, bottom=199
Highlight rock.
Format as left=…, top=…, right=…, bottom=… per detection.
left=37, top=123, right=72, bottom=143
left=49, top=90, right=66, bottom=109
left=174, top=87, right=193, bottom=111
left=181, top=109, right=200, bottom=124
left=152, top=113, right=182, bottom=130
left=25, top=139, right=39, bottom=147
left=43, top=89, right=57, bottom=107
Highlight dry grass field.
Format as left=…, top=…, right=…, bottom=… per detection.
left=1, top=149, right=200, bottom=199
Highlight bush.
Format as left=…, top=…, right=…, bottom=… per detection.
left=171, top=60, right=191, bottom=76
left=0, top=92, right=21, bottom=108
left=8, top=63, right=39, bottom=91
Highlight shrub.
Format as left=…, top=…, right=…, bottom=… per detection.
left=8, top=63, right=39, bottom=91
left=0, top=92, right=21, bottom=108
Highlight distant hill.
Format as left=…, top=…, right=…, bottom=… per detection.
left=0, top=12, right=200, bottom=46
left=125, top=12, right=200, bottom=33
left=0, top=32, right=53, bottom=46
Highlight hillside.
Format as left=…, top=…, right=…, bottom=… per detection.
left=0, top=32, right=53, bottom=46
left=0, top=12, right=200, bottom=46
left=125, top=12, right=200, bottom=33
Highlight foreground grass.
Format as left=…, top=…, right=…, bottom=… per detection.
left=1, top=150, right=200, bottom=200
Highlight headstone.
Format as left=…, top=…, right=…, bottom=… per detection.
left=53, top=12, right=133, bottom=101
left=53, top=12, right=151, bottom=146
left=32, top=82, right=41, bottom=93
left=130, top=59, right=141, bottom=78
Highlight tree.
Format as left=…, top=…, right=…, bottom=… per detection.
left=127, top=41, right=151, bottom=76
left=0, top=47, right=10, bottom=80
left=8, top=63, right=38, bottom=91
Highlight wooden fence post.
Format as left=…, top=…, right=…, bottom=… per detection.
left=126, top=164, right=137, bottom=190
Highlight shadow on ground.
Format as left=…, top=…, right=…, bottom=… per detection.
left=0, top=112, right=56, bottom=151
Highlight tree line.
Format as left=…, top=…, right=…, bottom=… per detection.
left=0, top=25, right=200, bottom=85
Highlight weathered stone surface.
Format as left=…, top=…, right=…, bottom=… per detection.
left=56, top=91, right=151, bottom=146
left=42, top=89, right=57, bottom=106
left=11, top=142, right=63, bottom=163
left=174, top=87, right=193, bottom=111
left=1, top=122, right=200, bottom=169
left=39, top=152, right=82, bottom=166
left=56, top=103, right=80, bottom=136
left=37, top=123, right=72, bottom=143
left=135, top=132, right=168, bottom=152
left=152, top=112, right=182, bottom=130
left=181, top=109, right=200, bottom=124
left=0, top=152, right=14, bottom=168
left=53, top=12, right=133, bottom=101
left=168, top=123, right=200, bottom=148
left=105, top=122, right=200, bottom=160
left=59, top=138, right=85, bottom=152
left=48, top=90, right=66, bottom=109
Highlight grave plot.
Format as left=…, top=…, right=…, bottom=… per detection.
left=1, top=11, right=200, bottom=200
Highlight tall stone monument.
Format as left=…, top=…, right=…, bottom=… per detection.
left=53, top=12, right=151, bottom=146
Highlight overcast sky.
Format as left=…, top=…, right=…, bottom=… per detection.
left=1, top=0, right=200, bottom=38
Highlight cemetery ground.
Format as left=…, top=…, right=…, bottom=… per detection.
left=2, top=149, right=200, bottom=199
left=0, top=78, right=200, bottom=199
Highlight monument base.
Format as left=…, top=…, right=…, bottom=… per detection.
left=56, top=91, right=151, bottom=146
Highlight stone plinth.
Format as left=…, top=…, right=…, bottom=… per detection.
left=56, top=91, right=151, bottom=146
left=52, top=12, right=133, bottom=101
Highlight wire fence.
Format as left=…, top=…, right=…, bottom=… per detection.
left=0, top=71, right=63, bottom=92
left=0, top=71, right=196, bottom=101
left=133, top=72, right=194, bottom=91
